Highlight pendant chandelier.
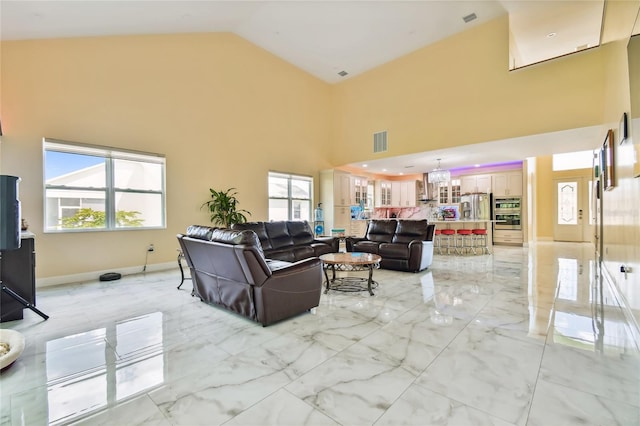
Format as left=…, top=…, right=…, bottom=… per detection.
left=427, top=158, right=450, bottom=184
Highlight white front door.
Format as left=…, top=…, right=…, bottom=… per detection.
left=553, top=177, right=593, bottom=242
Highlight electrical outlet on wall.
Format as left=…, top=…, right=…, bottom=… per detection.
left=147, top=244, right=154, bottom=252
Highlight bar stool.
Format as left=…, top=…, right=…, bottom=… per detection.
left=434, top=229, right=442, bottom=254
left=472, top=228, right=491, bottom=255
left=455, top=229, right=474, bottom=255
left=440, top=229, right=456, bottom=254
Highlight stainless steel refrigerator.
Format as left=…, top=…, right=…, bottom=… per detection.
left=460, top=193, right=491, bottom=220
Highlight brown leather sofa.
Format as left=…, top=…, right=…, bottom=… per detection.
left=345, top=219, right=435, bottom=272
left=177, top=225, right=323, bottom=326
left=231, top=221, right=339, bottom=262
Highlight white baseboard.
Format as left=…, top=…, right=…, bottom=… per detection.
left=36, top=261, right=177, bottom=288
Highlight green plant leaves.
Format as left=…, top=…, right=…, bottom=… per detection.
left=201, top=187, right=251, bottom=228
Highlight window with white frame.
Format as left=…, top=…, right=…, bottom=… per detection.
left=43, top=139, right=166, bottom=232
left=552, top=150, right=594, bottom=171
left=268, top=172, right=312, bottom=221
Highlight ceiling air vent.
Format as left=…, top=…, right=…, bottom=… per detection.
left=373, top=131, right=388, bottom=153
left=463, top=13, right=477, bottom=23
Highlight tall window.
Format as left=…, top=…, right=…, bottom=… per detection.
left=268, top=172, right=312, bottom=221
left=552, top=150, right=594, bottom=171
left=44, top=139, right=166, bottom=232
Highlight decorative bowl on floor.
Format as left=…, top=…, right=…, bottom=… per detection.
left=0, top=329, right=25, bottom=370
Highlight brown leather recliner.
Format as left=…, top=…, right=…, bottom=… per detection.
left=345, top=219, right=435, bottom=272
left=177, top=225, right=323, bottom=326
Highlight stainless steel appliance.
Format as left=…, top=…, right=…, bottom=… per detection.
left=493, top=196, right=522, bottom=230
left=460, top=193, right=491, bottom=220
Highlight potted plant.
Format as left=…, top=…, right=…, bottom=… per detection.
left=201, top=188, right=251, bottom=228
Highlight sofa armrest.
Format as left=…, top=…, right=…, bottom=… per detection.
left=407, top=240, right=433, bottom=272
left=314, top=236, right=339, bottom=252
left=345, top=237, right=367, bottom=252
left=254, top=257, right=323, bottom=326
left=268, top=257, right=322, bottom=280
left=425, top=224, right=436, bottom=242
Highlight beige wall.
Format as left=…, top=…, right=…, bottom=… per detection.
left=0, top=33, right=332, bottom=280
left=599, top=37, right=640, bottom=324
left=533, top=159, right=593, bottom=241
left=533, top=156, right=554, bottom=240
left=329, top=16, right=606, bottom=166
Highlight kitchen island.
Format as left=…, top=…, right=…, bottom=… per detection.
left=430, top=219, right=498, bottom=254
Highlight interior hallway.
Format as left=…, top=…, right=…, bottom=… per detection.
left=1, top=242, right=638, bottom=425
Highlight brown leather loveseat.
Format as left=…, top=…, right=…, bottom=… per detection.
left=345, top=219, right=435, bottom=272
left=231, top=220, right=339, bottom=262
left=177, top=225, right=323, bottom=326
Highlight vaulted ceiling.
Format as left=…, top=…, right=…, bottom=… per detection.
left=3, top=1, right=634, bottom=173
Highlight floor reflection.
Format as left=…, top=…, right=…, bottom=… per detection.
left=29, top=312, right=165, bottom=424
left=533, top=252, right=640, bottom=355
left=2, top=243, right=638, bottom=426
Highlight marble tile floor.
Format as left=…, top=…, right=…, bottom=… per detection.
left=1, top=242, right=639, bottom=426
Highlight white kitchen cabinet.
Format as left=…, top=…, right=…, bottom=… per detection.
left=321, top=169, right=351, bottom=207
left=336, top=173, right=352, bottom=206
left=391, top=181, right=402, bottom=206
left=493, top=172, right=523, bottom=196
left=351, top=176, right=368, bottom=206
left=376, top=180, right=418, bottom=207
left=400, top=181, right=418, bottom=207
left=320, top=169, right=352, bottom=234
left=333, top=206, right=351, bottom=231
left=375, top=181, right=392, bottom=207
left=460, top=174, right=492, bottom=194
left=493, top=229, right=523, bottom=245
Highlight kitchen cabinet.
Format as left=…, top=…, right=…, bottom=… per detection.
left=336, top=173, right=352, bottom=206
left=391, top=182, right=402, bottom=206
left=375, top=181, right=392, bottom=207
left=320, top=169, right=352, bottom=234
left=321, top=169, right=351, bottom=207
left=493, top=172, right=523, bottom=196
left=400, top=181, right=418, bottom=207
left=351, top=176, right=368, bottom=206
left=376, top=180, right=418, bottom=207
left=493, top=229, right=523, bottom=245
left=461, top=174, right=492, bottom=194
left=333, top=206, right=351, bottom=231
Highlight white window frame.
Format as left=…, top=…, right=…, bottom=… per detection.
left=268, top=172, right=313, bottom=222
left=43, top=139, right=166, bottom=232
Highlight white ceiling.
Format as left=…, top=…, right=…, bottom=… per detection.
left=0, top=0, right=618, bottom=173
left=0, top=1, right=605, bottom=83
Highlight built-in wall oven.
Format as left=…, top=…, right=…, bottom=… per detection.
left=494, top=196, right=522, bottom=230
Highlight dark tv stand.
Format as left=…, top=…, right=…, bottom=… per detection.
left=0, top=235, right=48, bottom=322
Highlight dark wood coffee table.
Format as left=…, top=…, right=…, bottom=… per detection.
left=319, top=252, right=382, bottom=296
